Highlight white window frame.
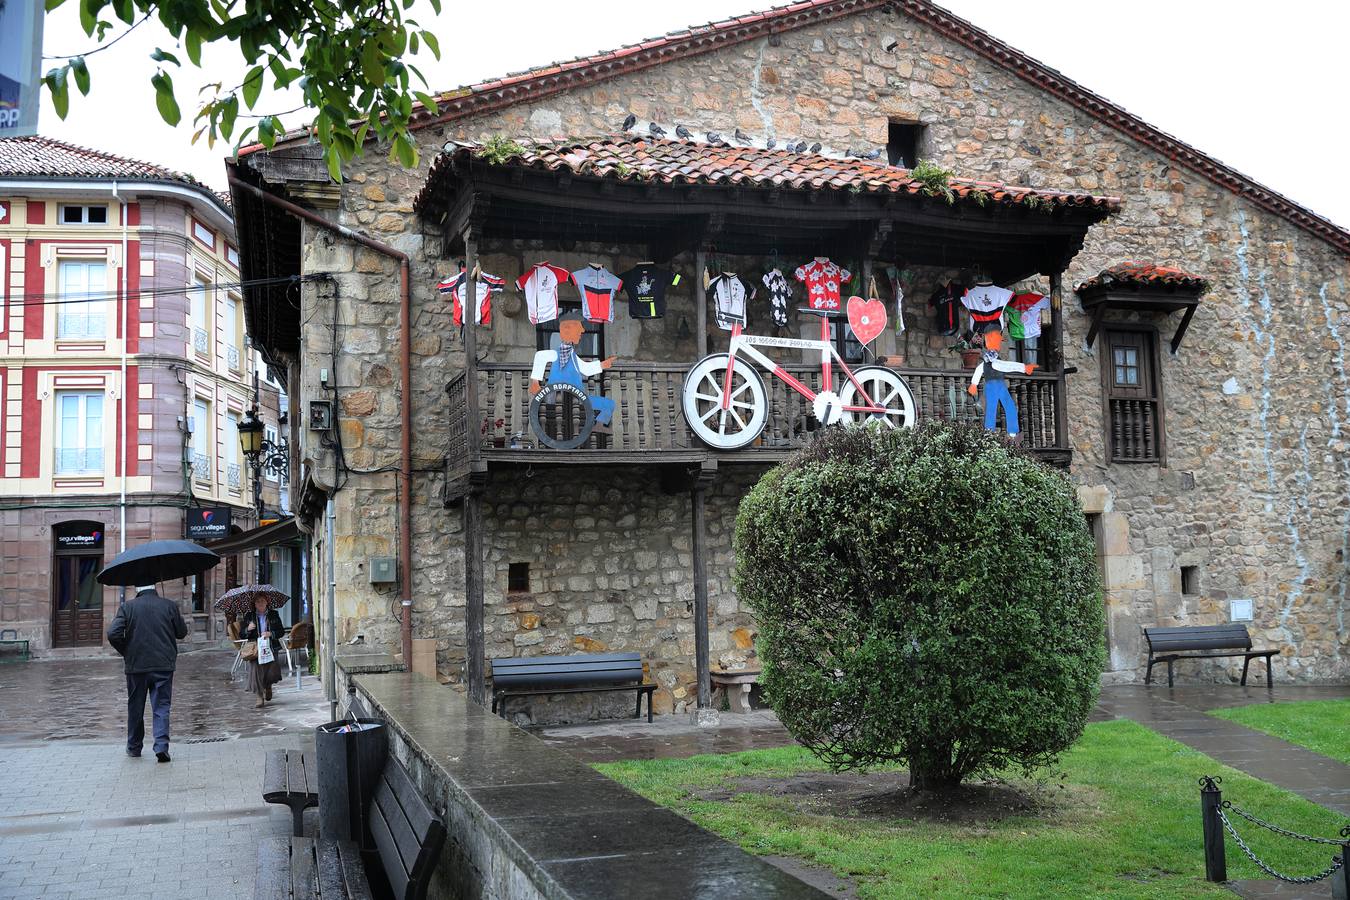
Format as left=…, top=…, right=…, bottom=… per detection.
left=191, top=219, right=214, bottom=249
left=225, top=245, right=240, bottom=268
left=55, top=391, right=104, bottom=475
left=225, top=412, right=241, bottom=491
left=264, top=424, right=279, bottom=482
left=57, top=260, right=109, bottom=339
left=189, top=275, right=211, bottom=357
left=59, top=204, right=109, bottom=225
left=224, top=294, right=241, bottom=371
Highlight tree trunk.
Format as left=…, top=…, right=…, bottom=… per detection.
left=908, top=746, right=963, bottom=791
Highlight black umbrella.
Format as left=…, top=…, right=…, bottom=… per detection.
left=97, top=539, right=220, bottom=586
left=214, top=585, right=290, bottom=617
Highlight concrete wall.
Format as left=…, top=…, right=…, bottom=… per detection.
left=271, top=4, right=1347, bottom=689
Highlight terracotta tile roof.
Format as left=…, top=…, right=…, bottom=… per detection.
left=248, top=0, right=1348, bottom=255
left=424, top=136, right=1121, bottom=213
left=0, top=135, right=210, bottom=188
left=1076, top=262, right=1209, bottom=294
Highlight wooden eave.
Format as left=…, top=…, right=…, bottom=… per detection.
left=1077, top=285, right=1204, bottom=353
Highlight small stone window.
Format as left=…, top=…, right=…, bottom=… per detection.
left=507, top=562, right=530, bottom=593
left=1180, top=566, right=1200, bottom=596
left=886, top=121, right=923, bottom=168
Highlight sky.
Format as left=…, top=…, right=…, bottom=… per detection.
left=33, top=0, right=1350, bottom=230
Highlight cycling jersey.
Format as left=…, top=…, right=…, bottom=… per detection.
left=794, top=257, right=851, bottom=311
left=516, top=262, right=572, bottom=325
left=439, top=270, right=504, bottom=327
left=709, top=273, right=757, bottom=330
left=618, top=264, right=681, bottom=319
left=570, top=265, right=623, bottom=323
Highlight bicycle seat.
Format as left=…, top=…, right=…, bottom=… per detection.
left=797, top=307, right=847, bottom=319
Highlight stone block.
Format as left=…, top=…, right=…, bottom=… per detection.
left=586, top=604, right=615, bottom=624
left=1102, top=555, right=1146, bottom=591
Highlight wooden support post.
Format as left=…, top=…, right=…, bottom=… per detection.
left=462, top=232, right=486, bottom=707
left=694, top=248, right=707, bottom=358
left=691, top=468, right=712, bottom=710
left=860, top=258, right=874, bottom=358
left=1049, top=271, right=1069, bottom=452
left=1170, top=303, right=1197, bottom=355
left=464, top=489, right=485, bottom=706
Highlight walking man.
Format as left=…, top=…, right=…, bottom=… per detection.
left=107, top=584, right=188, bottom=762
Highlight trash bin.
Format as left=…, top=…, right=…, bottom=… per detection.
left=316, top=718, right=387, bottom=849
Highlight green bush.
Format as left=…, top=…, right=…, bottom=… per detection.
left=734, top=424, right=1104, bottom=789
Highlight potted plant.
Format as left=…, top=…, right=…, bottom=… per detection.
left=481, top=417, right=506, bottom=448
left=948, top=330, right=984, bottom=369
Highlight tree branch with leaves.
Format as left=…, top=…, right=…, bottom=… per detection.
left=42, top=0, right=444, bottom=180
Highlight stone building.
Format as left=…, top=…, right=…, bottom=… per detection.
left=0, top=136, right=287, bottom=654
left=230, top=0, right=1349, bottom=716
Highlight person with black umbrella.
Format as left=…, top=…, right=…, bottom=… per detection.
left=100, top=539, right=220, bottom=763
left=107, top=582, right=188, bottom=762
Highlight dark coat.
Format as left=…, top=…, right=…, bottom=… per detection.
left=106, top=589, right=188, bottom=674
left=240, top=608, right=285, bottom=658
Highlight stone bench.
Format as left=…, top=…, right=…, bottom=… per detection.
left=711, top=667, right=762, bottom=714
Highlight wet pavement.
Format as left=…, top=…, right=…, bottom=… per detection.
left=0, top=647, right=332, bottom=744
left=534, top=709, right=796, bottom=763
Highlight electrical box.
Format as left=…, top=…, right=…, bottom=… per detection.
left=369, top=556, right=397, bottom=584
left=309, top=400, right=333, bottom=431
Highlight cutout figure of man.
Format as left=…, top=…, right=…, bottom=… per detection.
left=967, top=328, right=1035, bottom=443
left=529, top=313, right=617, bottom=433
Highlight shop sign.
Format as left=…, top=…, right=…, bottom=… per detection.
left=186, top=507, right=231, bottom=540
left=54, top=522, right=103, bottom=550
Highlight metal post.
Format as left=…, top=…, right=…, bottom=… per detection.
left=694, top=248, right=707, bottom=359
left=1200, top=776, right=1227, bottom=883
left=325, top=496, right=337, bottom=721
left=462, top=231, right=486, bottom=707
left=1333, top=834, right=1350, bottom=900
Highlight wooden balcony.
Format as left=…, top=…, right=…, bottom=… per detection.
left=446, top=362, right=1067, bottom=494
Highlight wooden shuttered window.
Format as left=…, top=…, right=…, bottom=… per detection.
left=1102, top=327, right=1164, bottom=463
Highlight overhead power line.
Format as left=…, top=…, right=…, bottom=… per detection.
left=0, top=274, right=316, bottom=309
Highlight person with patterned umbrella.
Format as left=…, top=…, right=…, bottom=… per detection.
left=216, top=586, right=288, bottom=708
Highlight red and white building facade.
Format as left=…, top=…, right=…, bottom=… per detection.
left=0, top=137, right=285, bottom=653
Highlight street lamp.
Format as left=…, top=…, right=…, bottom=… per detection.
left=238, top=405, right=288, bottom=582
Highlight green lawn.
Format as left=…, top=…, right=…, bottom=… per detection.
left=1209, top=699, right=1350, bottom=765
left=597, top=720, right=1347, bottom=899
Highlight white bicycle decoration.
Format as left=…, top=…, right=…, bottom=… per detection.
left=681, top=307, right=917, bottom=450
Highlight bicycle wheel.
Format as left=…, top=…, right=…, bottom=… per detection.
left=682, top=354, right=768, bottom=449
left=839, top=366, right=917, bottom=429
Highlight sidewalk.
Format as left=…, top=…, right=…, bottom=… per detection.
left=0, top=650, right=330, bottom=899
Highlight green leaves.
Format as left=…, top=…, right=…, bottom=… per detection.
left=42, top=0, right=448, bottom=181
left=151, top=71, right=181, bottom=125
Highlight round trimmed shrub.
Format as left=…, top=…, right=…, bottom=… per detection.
left=734, top=423, right=1104, bottom=789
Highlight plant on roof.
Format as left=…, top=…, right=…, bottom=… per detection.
left=910, top=159, right=956, bottom=205
left=41, top=0, right=448, bottom=182
left=478, top=135, right=527, bottom=166
left=735, top=423, right=1104, bottom=791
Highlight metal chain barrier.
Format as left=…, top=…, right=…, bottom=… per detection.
left=1223, top=801, right=1349, bottom=846
left=1215, top=805, right=1345, bottom=885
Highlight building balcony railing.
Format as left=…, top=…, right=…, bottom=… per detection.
left=192, top=452, right=212, bottom=481
left=446, top=361, right=1066, bottom=486
left=193, top=327, right=209, bottom=355
left=226, top=345, right=241, bottom=372
left=227, top=462, right=242, bottom=489
left=55, top=447, right=104, bottom=475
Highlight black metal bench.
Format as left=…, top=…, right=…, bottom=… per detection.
left=491, top=652, right=656, bottom=722
left=1143, top=624, right=1279, bottom=687
left=264, top=749, right=319, bottom=837
left=0, top=629, right=29, bottom=663
left=256, top=754, right=445, bottom=900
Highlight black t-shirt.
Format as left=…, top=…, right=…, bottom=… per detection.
left=619, top=265, right=682, bottom=318
left=929, top=281, right=963, bottom=335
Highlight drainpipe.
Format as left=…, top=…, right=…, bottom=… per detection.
left=226, top=175, right=414, bottom=667
left=113, top=180, right=129, bottom=603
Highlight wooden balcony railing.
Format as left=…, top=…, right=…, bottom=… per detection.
left=446, top=362, right=1066, bottom=481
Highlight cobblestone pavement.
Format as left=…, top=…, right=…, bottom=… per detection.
left=0, top=650, right=331, bottom=899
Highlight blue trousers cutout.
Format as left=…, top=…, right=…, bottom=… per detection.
left=983, top=380, right=1019, bottom=435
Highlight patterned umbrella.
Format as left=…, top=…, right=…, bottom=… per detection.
left=214, top=584, right=290, bottom=617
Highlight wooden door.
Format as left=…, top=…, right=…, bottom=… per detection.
left=52, top=555, right=104, bottom=647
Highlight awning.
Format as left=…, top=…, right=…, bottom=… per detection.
left=204, top=516, right=301, bottom=555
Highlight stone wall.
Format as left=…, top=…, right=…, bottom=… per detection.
left=277, top=4, right=1349, bottom=689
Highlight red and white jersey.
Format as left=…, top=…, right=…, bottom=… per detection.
left=515, top=262, right=572, bottom=325
left=794, top=257, right=852, bottom=311
left=439, top=270, right=505, bottom=327
left=570, top=265, right=623, bottom=323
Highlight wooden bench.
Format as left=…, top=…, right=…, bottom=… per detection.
left=491, top=652, right=656, bottom=722
left=0, top=629, right=29, bottom=663
left=1143, top=625, right=1279, bottom=687
left=264, top=749, right=319, bottom=837
left=256, top=753, right=445, bottom=900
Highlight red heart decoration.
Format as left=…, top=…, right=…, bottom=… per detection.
left=847, top=296, right=887, bottom=346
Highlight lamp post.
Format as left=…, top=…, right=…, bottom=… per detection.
left=238, top=401, right=288, bottom=583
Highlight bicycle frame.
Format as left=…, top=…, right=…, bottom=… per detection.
left=719, top=316, right=885, bottom=415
